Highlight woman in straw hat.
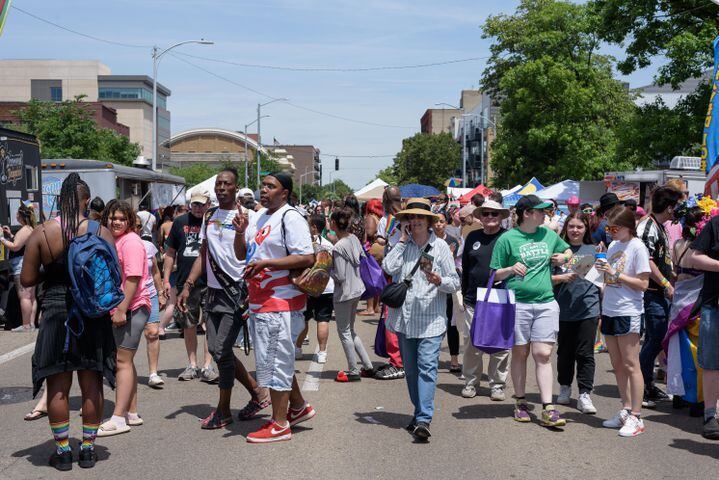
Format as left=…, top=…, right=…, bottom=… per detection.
left=382, top=198, right=460, bottom=442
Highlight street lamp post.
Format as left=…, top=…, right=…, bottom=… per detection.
left=256, top=98, right=288, bottom=189
left=244, top=115, right=269, bottom=188
left=152, top=39, right=213, bottom=172
left=299, top=168, right=314, bottom=204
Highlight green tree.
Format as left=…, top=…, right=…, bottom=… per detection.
left=482, top=0, right=636, bottom=186
left=168, top=163, right=219, bottom=187
left=298, top=179, right=353, bottom=203
left=170, top=153, right=284, bottom=190
left=592, top=0, right=719, bottom=88
left=392, top=132, right=460, bottom=188
left=376, top=165, right=399, bottom=185
left=14, top=96, right=141, bottom=165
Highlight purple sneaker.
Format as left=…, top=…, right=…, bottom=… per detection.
left=237, top=398, right=271, bottom=421
left=540, top=405, right=567, bottom=427
left=514, top=399, right=531, bottom=423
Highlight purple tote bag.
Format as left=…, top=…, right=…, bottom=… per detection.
left=469, top=271, right=516, bottom=354
left=360, top=249, right=387, bottom=300
left=374, top=307, right=389, bottom=358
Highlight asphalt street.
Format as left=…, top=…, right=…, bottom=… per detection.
left=0, top=306, right=717, bottom=480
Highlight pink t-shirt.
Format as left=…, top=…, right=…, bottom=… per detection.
left=115, top=232, right=151, bottom=312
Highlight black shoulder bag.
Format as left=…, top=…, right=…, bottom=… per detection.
left=380, top=243, right=432, bottom=308
left=203, top=208, right=251, bottom=355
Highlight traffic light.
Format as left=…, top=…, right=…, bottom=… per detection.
left=334, top=157, right=339, bottom=171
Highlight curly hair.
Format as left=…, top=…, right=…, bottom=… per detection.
left=102, top=200, right=136, bottom=235
left=17, top=203, right=37, bottom=228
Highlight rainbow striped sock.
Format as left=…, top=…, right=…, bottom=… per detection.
left=50, top=420, right=71, bottom=454
left=81, top=423, right=100, bottom=450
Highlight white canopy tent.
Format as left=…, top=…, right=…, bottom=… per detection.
left=185, top=175, right=218, bottom=204
left=355, top=178, right=388, bottom=201
left=501, top=185, right=522, bottom=196
left=535, top=180, right=579, bottom=203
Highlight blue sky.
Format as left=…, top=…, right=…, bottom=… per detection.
left=2, top=0, right=659, bottom=189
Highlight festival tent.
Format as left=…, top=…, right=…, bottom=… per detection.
left=399, top=183, right=440, bottom=198
left=185, top=174, right=218, bottom=204
left=535, top=180, right=579, bottom=203
left=355, top=178, right=388, bottom=201
left=502, top=177, right=545, bottom=206
left=501, top=185, right=522, bottom=196
left=458, top=184, right=493, bottom=204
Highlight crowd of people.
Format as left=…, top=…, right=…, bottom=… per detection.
left=3, top=169, right=719, bottom=470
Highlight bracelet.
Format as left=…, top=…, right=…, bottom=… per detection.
left=610, top=271, right=621, bottom=283
left=660, top=277, right=671, bottom=288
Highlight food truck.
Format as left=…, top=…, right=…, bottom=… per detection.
left=0, top=127, right=43, bottom=270
left=41, top=159, right=186, bottom=217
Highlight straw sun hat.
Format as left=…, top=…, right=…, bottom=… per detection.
left=395, top=198, right=441, bottom=221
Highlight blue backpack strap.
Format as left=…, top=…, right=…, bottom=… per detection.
left=86, top=219, right=100, bottom=235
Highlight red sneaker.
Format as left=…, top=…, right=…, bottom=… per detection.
left=246, top=420, right=291, bottom=444
left=287, top=403, right=316, bottom=427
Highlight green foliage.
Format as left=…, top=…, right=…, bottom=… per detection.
left=169, top=152, right=284, bottom=191
left=391, top=132, right=460, bottom=188
left=481, top=0, right=636, bottom=186
left=169, top=163, right=219, bottom=187
left=591, top=0, right=719, bottom=88
left=298, top=179, right=353, bottom=203
left=14, top=96, right=141, bottom=165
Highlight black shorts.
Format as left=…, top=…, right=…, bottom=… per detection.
left=600, top=314, right=644, bottom=337
left=304, top=293, right=333, bottom=322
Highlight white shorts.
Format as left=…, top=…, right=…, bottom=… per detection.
left=514, top=301, right=560, bottom=345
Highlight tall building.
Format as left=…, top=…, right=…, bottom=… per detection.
left=453, top=91, right=499, bottom=187
left=268, top=145, right=321, bottom=187
left=0, top=60, right=171, bottom=165
left=420, top=108, right=459, bottom=134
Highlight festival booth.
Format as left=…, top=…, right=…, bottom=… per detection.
left=457, top=184, right=493, bottom=204
left=355, top=178, right=388, bottom=201
left=534, top=180, right=579, bottom=204
left=502, top=177, right=545, bottom=206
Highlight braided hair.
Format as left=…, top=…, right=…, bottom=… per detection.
left=58, top=172, right=90, bottom=246
left=17, top=203, right=37, bottom=228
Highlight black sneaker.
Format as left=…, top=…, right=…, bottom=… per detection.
left=78, top=448, right=97, bottom=469
left=413, top=422, right=431, bottom=442
left=49, top=450, right=73, bottom=471
left=645, top=385, right=670, bottom=402
left=703, top=416, right=719, bottom=440
left=405, top=422, right=416, bottom=433
left=642, top=395, right=657, bottom=409
left=374, top=365, right=396, bottom=380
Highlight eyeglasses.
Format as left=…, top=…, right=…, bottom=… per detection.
left=605, top=225, right=621, bottom=234
left=480, top=211, right=500, bottom=218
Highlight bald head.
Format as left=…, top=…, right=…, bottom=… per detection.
left=383, top=186, right=402, bottom=215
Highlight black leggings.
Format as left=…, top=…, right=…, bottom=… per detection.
left=445, top=296, right=459, bottom=356
left=557, top=318, right=598, bottom=393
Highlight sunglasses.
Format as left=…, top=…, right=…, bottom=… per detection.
left=605, top=225, right=621, bottom=234
left=480, top=211, right=500, bottom=218
left=582, top=208, right=594, bottom=214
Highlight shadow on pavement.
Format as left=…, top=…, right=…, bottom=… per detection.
left=452, top=402, right=516, bottom=420
left=12, top=439, right=110, bottom=467
left=668, top=438, right=719, bottom=459
left=354, top=411, right=413, bottom=430
left=562, top=410, right=605, bottom=428
left=164, top=402, right=213, bottom=421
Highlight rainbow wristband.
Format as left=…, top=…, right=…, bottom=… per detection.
left=660, top=278, right=671, bottom=288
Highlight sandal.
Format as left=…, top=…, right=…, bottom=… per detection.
left=24, top=409, right=47, bottom=421
left=126, top=415, right=143, bottom=426
left=201, top=410, right=233, bottom=430
left=97, top=419, right=131, bottom=437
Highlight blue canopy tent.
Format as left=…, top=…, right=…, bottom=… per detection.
left=399, top=184, right=441, bottom=198
left=502, top=177, right=545, bottom=206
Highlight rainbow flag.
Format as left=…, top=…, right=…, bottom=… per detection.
left=0, top=0, right=12, bottom=36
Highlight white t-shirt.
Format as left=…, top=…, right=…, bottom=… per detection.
left=601, top=237, right=651, bottom=317
left=200, top=208, right=246, bottom=289
left=377, top=214, right=401, bottom=249
left=136, top=210, right=156, bottom=239
left=316, top=235, right=335, bottom=295
left=142, top=240, right=158, bottom=297
left=245, top=204, right=313, bottom=313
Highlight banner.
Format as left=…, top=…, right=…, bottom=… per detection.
left=0, top=0, right=12, bottom=36
left=703, top=36, right=719, bottom=196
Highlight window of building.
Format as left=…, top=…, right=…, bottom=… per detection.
left=99, top=87, right=166, bottom=109
left=25, top=166, right=38, bottom=190
left=31, top=79, right=62, bottom=102
left=50, top=87, right=62, bottom=102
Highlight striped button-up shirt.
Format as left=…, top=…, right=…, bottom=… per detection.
left=382, top=233, right=460, bottom=338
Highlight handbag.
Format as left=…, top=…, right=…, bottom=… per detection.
left=359, top=247, right=387, bottom=300
left=380, top=243, right=432, bottom=308
left=280, top=209, right=332, bottom=297
left=469, top=270, right=516, bottom=353
left=373, top=307, right=390, bottom=358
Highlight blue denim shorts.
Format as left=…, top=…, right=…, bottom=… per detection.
left=147, top=295, right=160, bottom=324
left=600, top=315, right=644, bottom=337
left=249, top=310, right=305, bottom=391
left=699, top=306, right=719, bottom=370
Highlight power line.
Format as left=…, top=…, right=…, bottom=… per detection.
left=169, top=53, right=416, bottom=130
left=10, top=5, right=151, bottom=49
left=173, top=51, right=489, bottom=72
left=319, top=153, right=395, bottom=158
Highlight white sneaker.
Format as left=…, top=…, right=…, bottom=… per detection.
left=556, top=385, right=571, bottom=405
left=461, top=384, right=477, bottom=398
left=618, top=415, right=645, bottom=437
left=148, top=373, right=165, bottom=388
left=315, top=350, right=327, bottom=364
left=295, top=347, right=303, bottom=360
left=577, top=392, right=597, bottom=414
left=603, top=409, right=629, bottom=429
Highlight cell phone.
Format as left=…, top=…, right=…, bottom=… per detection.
left=419, top=252, right=434, bottom=274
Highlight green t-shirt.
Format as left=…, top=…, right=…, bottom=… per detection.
left=489, top=226, right=570, bottom=304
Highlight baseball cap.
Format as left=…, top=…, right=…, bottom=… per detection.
left=515, top=195, right=552, bottom=214
left=567, top=195, right=580, bottom=205
left=189, top=191, right=210, bottom=204
left=237, top=187, right=254, bottom=198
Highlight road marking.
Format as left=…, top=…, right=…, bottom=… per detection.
left=300, top=347, right=325, bottom=392
left=0, top=342, right=35, bottom=365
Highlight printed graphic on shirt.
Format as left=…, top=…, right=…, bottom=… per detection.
left=182, top=225, right=201, bottom=258
left=518, top=241, right=550, bottom=272
left=605, top=250, right=627, bottom=286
